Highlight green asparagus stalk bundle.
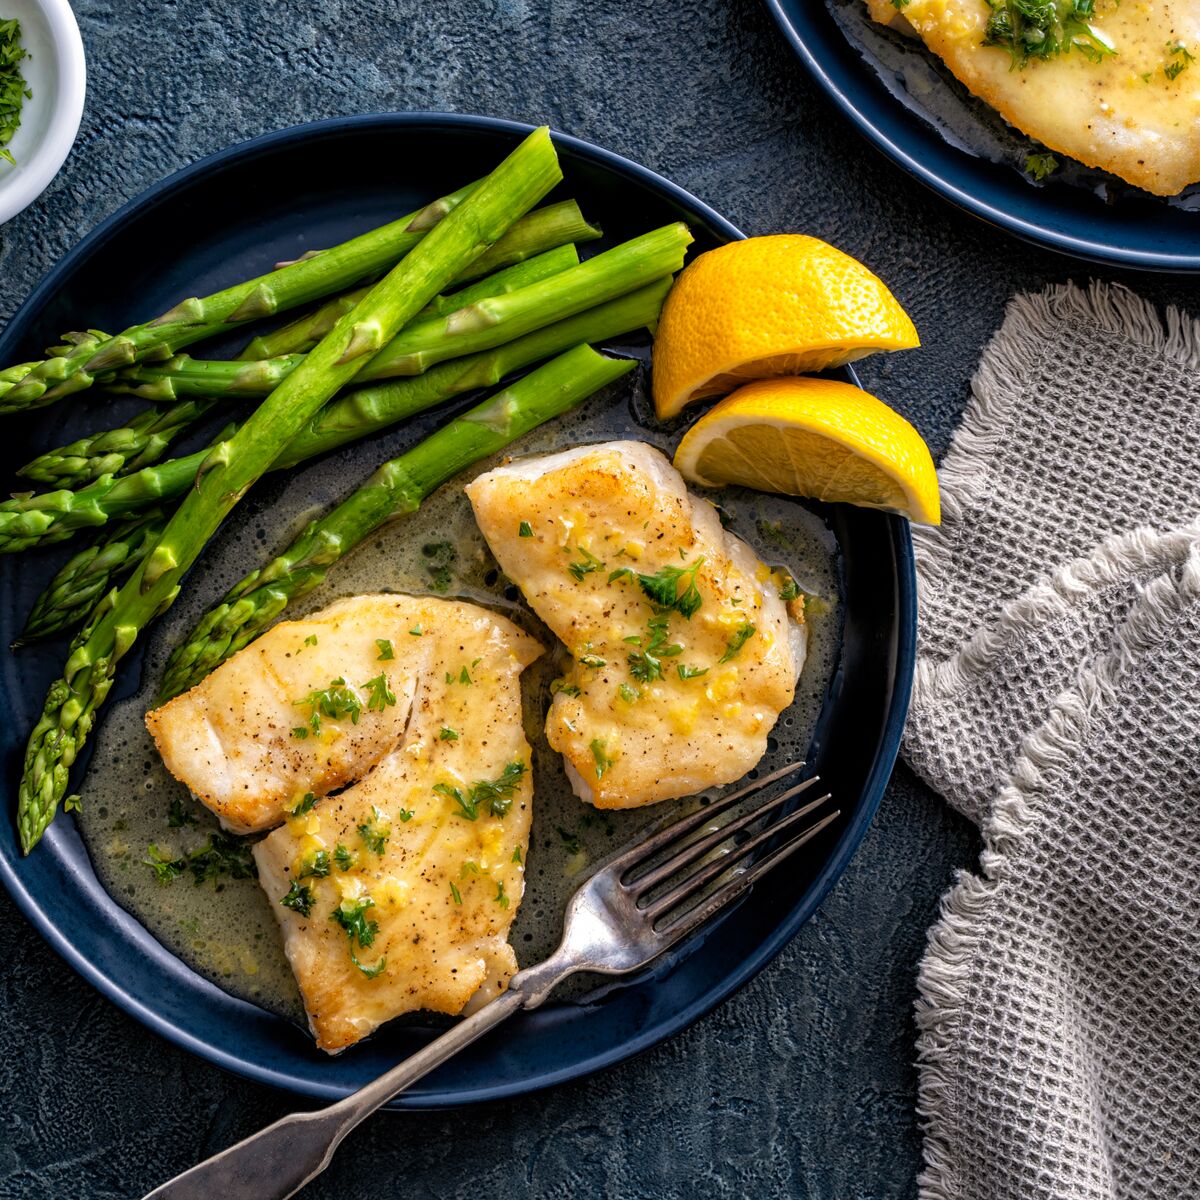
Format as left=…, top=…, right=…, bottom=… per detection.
left=116, top=244, right=580, bottom=403
left=238, top=199, right=601, bottom=360
left=17, top=399, right=219, bottom=488
left=17, top=125, right=562, bottom=853
left=114, top=224, right=690, bottom=402
left=0, top=183, right=486, bottom=415
left=0, top=275, right=674, bottom=556
left=16, top=281, right=671, bottom=637
left=159, top=343, right=631, bottom=700
left=19, top=510, right=169, bottom=643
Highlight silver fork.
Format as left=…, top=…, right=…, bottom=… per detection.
left=143, top=762, right=837, bottom=1200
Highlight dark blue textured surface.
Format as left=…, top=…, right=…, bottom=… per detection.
left=0, top=112, right=917, bottom=1107
left=0, top=1, right=1195, bottom=1196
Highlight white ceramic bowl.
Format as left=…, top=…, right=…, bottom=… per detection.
left=0, top=0, right=85, bottom=225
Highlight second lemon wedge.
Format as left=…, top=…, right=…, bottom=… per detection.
left=673, top=376, right=941, bottom=525
left=651, top=235, right=919, bottom=419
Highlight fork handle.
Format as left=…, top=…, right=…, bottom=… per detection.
left=141, top=988, right=527, bottom=1200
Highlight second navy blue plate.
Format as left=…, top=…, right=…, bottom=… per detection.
left=0, top=114, right=915, bottom=1106
left=765, top=0, right=1200, bottom=272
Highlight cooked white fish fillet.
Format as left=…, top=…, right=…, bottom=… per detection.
left=466, top=441, right=806, bottom=810
left=865, top=0, right=1200, bottom=196
left=146, top=595, right=438, bottom=834
left=253, top=597, right=541, bottom=1052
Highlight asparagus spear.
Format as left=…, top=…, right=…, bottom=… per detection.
left=0, top=182, right=483, bottom=414
left=17, top=126, right=562, bottom=853
left=159, top=344, right=632, bottom=699
left=17, top=399, right=219, bottom=488
left=11, top=278, right=667, bottom=583
left=237, top=200, right=600, bottom=360
left=116, top=243, right=580, bottom=402
left=19, top=511, right=169, bottom=642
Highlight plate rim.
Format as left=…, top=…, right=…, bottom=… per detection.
left=763, top=0, right=1200, bottom=273
left=0, top=111, right=916, bottom=1106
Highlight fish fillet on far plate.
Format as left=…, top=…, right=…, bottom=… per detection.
left=466, top=441, right=807, bottom=810
left=865, top=0, right=1200, bottom=196
left=253, top=600, right=542, bottom=1052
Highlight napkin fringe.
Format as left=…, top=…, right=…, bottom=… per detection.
left=913, top=533, right=1200, bottom=1200
left=912, top=282, right=1200, bottom=623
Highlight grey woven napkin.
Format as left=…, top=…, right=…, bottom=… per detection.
left=903, top=282, right=1200, bottom=1200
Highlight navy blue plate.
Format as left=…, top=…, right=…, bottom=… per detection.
left=765, top=0, right=1200, bottom=272
left=0, top=114, right=915, bottom=1106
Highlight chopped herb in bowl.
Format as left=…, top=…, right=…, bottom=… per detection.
left=0, top=18, right=30, bottom=167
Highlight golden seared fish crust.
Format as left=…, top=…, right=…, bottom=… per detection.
left=466, top=441, right=806, bottom=810
left=865, top=0, right=1200, bottom=196
left=146, top=595, right=443, bottom=835
left=253, top=599, right=542, bottom=1053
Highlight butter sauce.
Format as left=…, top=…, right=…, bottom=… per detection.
left=75, top=370, right=840, bottom=1027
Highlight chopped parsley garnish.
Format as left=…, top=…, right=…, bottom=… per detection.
left=677, top=664, right=709, bottom=680
left=551, top=678, right=581, bottom=697
left=143, top=832, right=257, bottom=888
left=518, top=520, right=533, bottom=538
left=142, top=845, right=186, bottom=885
left=618, top=682, right=641, bottom=702
left=495, top=881, right=510, bottom=909
left=434, top=761, right=526, bottom=820
left=334, top=843, right=357, bottom=871
left=331, top=896, right=386, bottom=978
left=557, top=826, right=582, bottom=855
left=363, top=672, right=396, bottom=711
left=449, top=882, right=463, bottom=905
left=409, top=626, right=422, bottom=636
left=168, top=797, right=198, bottom=828
left=512, top=847, right=523, bottom=864
left=1025, top=151, right=1059, bottom=181
left=636, top=558, right=704, bottom=618
left=459, top=666, right=473, bottom=685
left=291, top=792, right=317, bottom=816
left=776, top=572, right=802, bottom=603
left=376, top=638, right=395, bottom=659
left=982, top=0, right=1114, bottom=69
left=397, top=808, right=414, bottom=822
left=292, top=677, right=361, bottom=738
left=568, top=546, right=606, bottom=581
left=578, top=654, right=607, bottom=669
left=627, top=614, right=683, bottom=682
left=439, top=726, right=460, bottom=741
left=423, top=540, right=456, bottom=593
left=299, top=849, right=331, bottom=879
left=590, top=738, right=615, bottom=780
left=303, top=634, right=318, bottom=647
left=720, top=622, right=756, bottom=663
left=280, top=881, right=315, bottom=917
left=460, top=860, right=481, bottom=877
left=357, top=805, right=391, bottom=854
left=0, top=20, right=30, bottom=168
left=1165, top=42, right=1194, bottom=81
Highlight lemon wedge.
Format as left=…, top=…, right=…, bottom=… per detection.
left=673, top=377, right=941, bottom=525
left=651, top=235, right=919, bottom=419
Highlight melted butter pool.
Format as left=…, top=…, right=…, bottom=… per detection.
left=75, top=369, right=842, bottom=1028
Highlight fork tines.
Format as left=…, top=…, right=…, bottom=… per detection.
left=619, top=761, right=838, bottom=941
